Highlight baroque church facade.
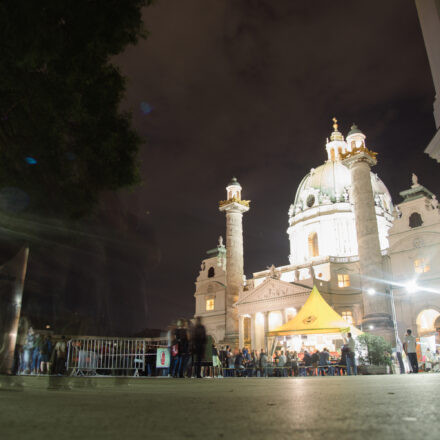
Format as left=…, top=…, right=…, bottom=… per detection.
left=194, top=121, right=440, bottom=352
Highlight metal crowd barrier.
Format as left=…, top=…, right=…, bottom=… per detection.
left=66, top=337, right=167, bottom=377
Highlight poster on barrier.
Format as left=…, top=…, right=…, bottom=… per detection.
left=156, top=348, right=170, bottom=368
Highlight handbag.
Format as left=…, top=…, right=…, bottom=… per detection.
left=171, top=343, right=179, bottom=357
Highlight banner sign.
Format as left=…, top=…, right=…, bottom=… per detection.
left=156, top=348, right=170, bottom=368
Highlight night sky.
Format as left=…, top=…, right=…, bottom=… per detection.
left=20, top=0, right=440, bottom=336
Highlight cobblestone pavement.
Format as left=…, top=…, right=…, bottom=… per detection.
left=0, top=374, right=439, bottom=440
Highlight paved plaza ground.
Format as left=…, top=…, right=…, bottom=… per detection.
left=0, top=374, right=439, bottom=440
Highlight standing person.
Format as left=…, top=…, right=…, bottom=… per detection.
left=174, top=319, right=189, bottom=378
left=259, top=349, right=268, bottom=377
left=302, top=350, right=312, bottom=376
left=31, top=334, right=41, bottom=375
left=226, top=346, right=234, bottom=377
left=54, top=336, right=67, bottom=375
left=395, top=336, right=406, bottom=374
left=234, top=350, right=245, bottom=376
left=319, top=348, right=330, bottom=376
left=39, top=335, right=52, bottom=375
left=191, top=317, right=206, bottom=378
left=212, top=343, right=222, bottom=378
left=344, top=332, right=357, bottom=376
left=291, top=351, right=299, bottom=377
left=23, top=327, right=35, bottom=374
left=184, top=319, right=194, bottom=378
left=278, top=350, right=287, bottom=377
left=403, top=329, right=419, bottom=373
left=311, top=349, right=320, bottom=376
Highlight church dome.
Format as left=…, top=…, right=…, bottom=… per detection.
left=287, top=120, right=394, bottom=266
left=293, top=160, right=393, bottom=214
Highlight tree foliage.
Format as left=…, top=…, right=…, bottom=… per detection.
left=356, top=333, right=392, bottom=366
left=0, top=0, right=152, bottom=218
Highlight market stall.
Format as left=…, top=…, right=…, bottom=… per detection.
left=268, top=286, right=362, bottom=353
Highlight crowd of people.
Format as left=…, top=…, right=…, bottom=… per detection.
left=15, top=327, right=68, bottom=376
left=168, top=317, right=209, bottom=378
left=215, top=345, right=356, bottom=378
left=166, top=324, right=360, bottom=378
left=13, top=324, right=439, bottom=377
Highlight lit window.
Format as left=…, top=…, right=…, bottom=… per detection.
left=342, top=311, right=353, bottom=325
left=337, top=274, right=350, bottom=288
left=414, top=258, right=430, bottom=274
left=308, top=232, right=319, bottom=258
left=206, top=298, right=215, bottom=311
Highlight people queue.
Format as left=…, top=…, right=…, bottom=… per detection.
left=16, top=327, right=67, bottom=375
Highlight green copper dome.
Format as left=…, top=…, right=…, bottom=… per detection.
left=347, top=124, right=364, bottom=137
left=228, top=177, right=241, bottom=187
left=293, top=160, right=393, bottom=213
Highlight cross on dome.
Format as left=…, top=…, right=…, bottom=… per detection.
left=330, top=116, right=344, bottom=142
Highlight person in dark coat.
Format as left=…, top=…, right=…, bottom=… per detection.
left=174, top=319, right=189, bottom=378
left=191, top=317, right=206, bottom=378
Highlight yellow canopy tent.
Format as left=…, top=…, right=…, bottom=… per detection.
left=268, top=285, right=362, bottom=337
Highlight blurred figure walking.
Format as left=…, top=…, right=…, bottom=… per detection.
left=191, top=317, right=206, bottom=378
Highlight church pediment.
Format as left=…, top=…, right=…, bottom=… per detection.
left=236, top=278, right=308, bottom=305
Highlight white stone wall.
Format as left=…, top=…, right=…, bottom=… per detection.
left=389, top=191, right=440, bottom=336
left=194, top=255, right=226, bottom=319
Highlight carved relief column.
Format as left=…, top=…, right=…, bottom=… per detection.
left=342, top=147, right=394, bottom=342
left=219, top=178, right=250, bottom=346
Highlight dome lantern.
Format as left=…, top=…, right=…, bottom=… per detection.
left=346, top=123, right=366, bottom=151
left=330, top=117, right=344, bottom=142
left=326, top=117, right=348, bottom=161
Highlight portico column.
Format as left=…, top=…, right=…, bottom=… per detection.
left=264, top=311, right=269, bottom=352
left=238, top=315, right=245, bottom=349
left=250, top=314, right=256, bottom=350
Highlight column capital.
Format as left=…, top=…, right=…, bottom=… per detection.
left=341, top=148, right=377, bottom=168
left=219, top=200, right=250, bottom=213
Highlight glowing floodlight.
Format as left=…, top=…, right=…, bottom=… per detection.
left=367, top=288, right=376, bottom=295
left=369, top=325, right=374, bottom=330
left=405, top=280, right=418, bottom=294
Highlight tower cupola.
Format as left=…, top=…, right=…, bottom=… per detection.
left=346, top=124, right=367, bottom=151
left=226, top=177, right=242, bottom=201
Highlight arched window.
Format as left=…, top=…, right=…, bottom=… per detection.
left=409, top=212, right=423, bottom=228
left=308, top=232, right=319, bottom=258
left=341, top=311, right=353, bottom=325
left=337, top=146, right=342, bottom=159
left=208, top=267, right=215, bottom=278
left=416, top=309, right=440, bottom=335
left=330, top=149, right=335, bottom=161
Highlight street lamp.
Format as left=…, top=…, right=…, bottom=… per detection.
left=405, top=280, right=418, bottom=294
left=367, top=288, right=376, bottom=295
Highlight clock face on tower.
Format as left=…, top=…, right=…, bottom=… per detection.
left=413, top=238, right=424, bottom=248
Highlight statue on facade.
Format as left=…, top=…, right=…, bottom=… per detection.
left=218, top=236, right=224, bottom=247
left=267, top=264, right=280, bottom=280
left=432, top=195, right=439, bottom=210
left=411, top=173, right=419, bottom=187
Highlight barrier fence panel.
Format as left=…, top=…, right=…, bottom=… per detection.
left=67, top=337, right=167, bottom=376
